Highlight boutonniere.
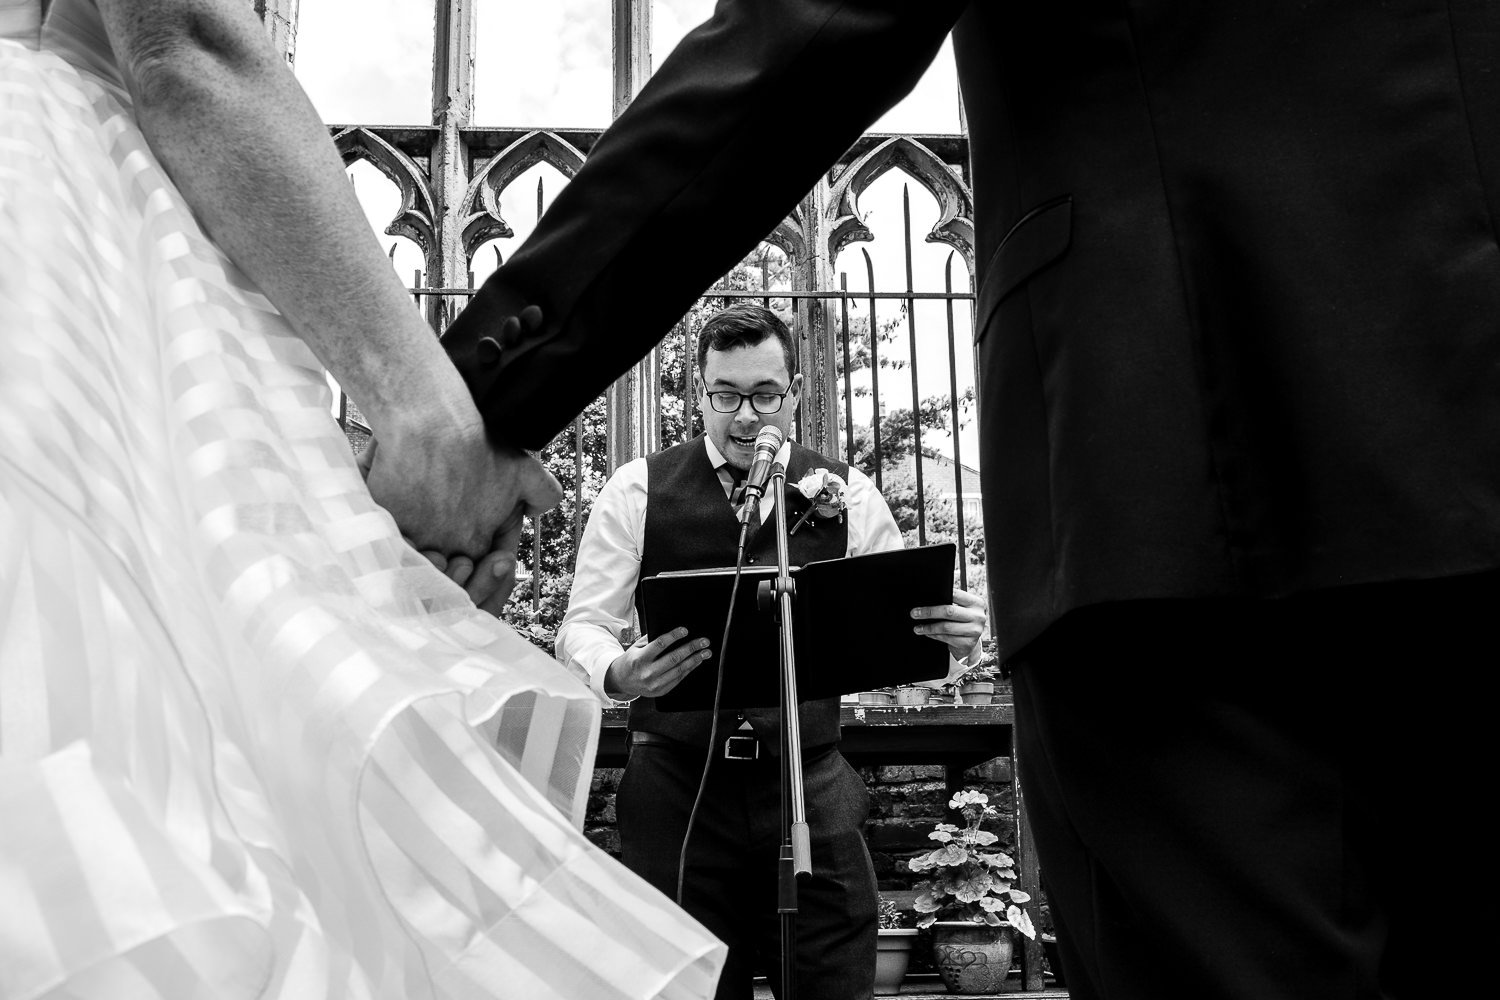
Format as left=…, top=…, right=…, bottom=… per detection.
left=788, top=468, right=848, bottom=535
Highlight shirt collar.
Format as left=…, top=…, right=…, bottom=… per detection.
left=703, top=434, right=732, bottom=472
left=703, top=436, right=743, bottom=500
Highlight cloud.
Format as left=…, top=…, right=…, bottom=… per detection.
left=474, top=0, right=610, bottom=125
left=294, top=0, right=432, bottom=124
left=296, top=1, right=959, bottom=132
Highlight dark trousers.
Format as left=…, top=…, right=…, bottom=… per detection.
left=617, top=741, right=878, bottom=1000
left=1012, top=572, right=1497, bottom=999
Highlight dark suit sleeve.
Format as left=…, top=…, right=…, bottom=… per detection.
left=440, top=0, right=966, bottom=450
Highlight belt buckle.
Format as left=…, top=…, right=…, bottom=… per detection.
left=723, top=734, right=759, bottom=761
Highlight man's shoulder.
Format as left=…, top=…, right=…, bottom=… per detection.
left=645, top=435, right=707, bottom=471
left=601, top=454, right=650, bottom=494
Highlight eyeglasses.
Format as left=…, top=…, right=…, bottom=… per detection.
left=703, top=387, right=792, bottom=414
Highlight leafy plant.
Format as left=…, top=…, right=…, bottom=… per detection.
left=909, top=789, right=1037, bottom=938
left=877, top=894, right=904, bottom=930
left=951, top=637, right=1000, bottom=687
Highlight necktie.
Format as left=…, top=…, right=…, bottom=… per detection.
left=731, top=479, right=761, bottom=534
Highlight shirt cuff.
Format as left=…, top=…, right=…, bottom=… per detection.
left=583, top=647, right=635, bottom=704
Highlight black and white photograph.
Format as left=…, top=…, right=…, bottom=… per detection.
left=3, top=2, right=1495, bottom=998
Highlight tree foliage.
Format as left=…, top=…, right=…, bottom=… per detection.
left=503, top=396, right=607, bottom=654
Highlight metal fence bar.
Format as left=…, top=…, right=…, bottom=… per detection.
left=840, top=274, right=855, bottom=467
left=531, top=497, right=542, bottom=613
left=903, top=185, right=927, bottom=547
left=944, top=254, right=968, bottom=591
left=680, top=320, right=692, bottom=446
left=862, top=249, right=883, bottom=493
left=572, top=414, right=583, bottom=556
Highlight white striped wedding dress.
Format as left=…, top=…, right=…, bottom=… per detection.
left=0, top=2, right=724, bottom=997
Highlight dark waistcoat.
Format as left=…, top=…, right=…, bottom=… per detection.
left=630, top=436, right=849, bottom=751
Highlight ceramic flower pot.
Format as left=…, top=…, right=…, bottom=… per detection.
left=874, top=928, right=918, bottom=995
left=893, top=685, right=930, bottom=706
left=958, top=681, right=995, bottom=706
left=857, top=690, right=894, bottom=707
left=930, top=920, right=1015, bottom=994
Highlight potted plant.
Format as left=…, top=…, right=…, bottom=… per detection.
left=893, top=683, right=932, bottom=706
left=953, top=639, right=1001, bottom=705
left=909, top=789, right=1037, bottom=994
left=874, top=895, right=918, bottom=995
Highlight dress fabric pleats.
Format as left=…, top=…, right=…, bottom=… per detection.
left=0, top=3, right=725, bottom=997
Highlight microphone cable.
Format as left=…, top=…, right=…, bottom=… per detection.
left=674, top=433, right=782, bottom=906
left=675, top=534, right=751, bottom=907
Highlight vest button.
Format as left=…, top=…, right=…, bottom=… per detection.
left=477, top=336, right=502, bottom=365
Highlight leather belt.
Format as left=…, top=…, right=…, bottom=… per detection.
left=629, top=730, right=761, bottom=760
left=628, top=731, right=837, bottom=762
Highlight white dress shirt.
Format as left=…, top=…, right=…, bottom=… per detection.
left=556, top=436, right=968, bottom=701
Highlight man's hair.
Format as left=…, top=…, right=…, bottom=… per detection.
left=695, top=303, right=797, bottom=381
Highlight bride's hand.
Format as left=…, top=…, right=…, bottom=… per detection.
left=409, top=549, right=518, bottom=613
left=462, top=546, right=525, bottom=615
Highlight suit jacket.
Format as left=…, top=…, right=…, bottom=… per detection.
left=442, top=0, right=1500, bottom=659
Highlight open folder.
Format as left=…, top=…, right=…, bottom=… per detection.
left=640, top=543, right=957, bottom=712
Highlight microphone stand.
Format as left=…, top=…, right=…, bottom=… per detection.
left=754, top=463, right=810, bottom=1000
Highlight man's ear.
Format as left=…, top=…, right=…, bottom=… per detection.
left=789, top=373, right=804, bottom=398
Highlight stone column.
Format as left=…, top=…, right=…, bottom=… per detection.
left=605, top=0, right=656, bottom=472
left=428, top=0, right=475, bottom=331
left=253, top=0, right=300, bottom=66
left=794, top=179, right=839, bottom=458
left=611, top=0, right=653, bottom=121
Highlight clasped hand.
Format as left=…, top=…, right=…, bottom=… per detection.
left=360, top=415, right=562, bottom=614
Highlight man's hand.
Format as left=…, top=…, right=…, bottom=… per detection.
left=360, top=419, right=563, bottom=562
left=603, top=628, right=712, bottom=699
left=911, top=588, right=987, bottom=662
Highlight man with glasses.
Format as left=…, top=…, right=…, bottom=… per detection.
left=555, top=304, right=985, bottom=999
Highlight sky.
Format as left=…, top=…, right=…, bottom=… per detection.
left=294, top=1, right=961, bottom=132
left=292, top=1, right=978, bottom=467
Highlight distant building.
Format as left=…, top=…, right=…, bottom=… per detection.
left=903, top=450, right=983, bottom=524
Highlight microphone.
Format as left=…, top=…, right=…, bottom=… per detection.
left=738, top=425, right=785, bottom=524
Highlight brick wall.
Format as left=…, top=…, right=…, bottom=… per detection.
left=583, top=757, right=1015, bottom=873
left=582, top=754, right=1027, bottom=978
